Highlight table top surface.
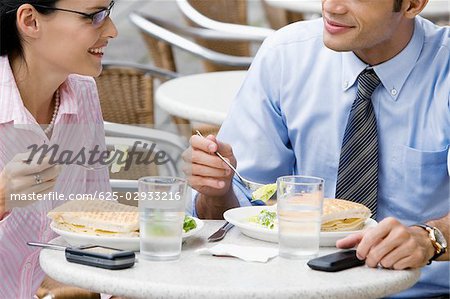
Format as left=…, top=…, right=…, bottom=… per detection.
left=265, top=0, right=449, bottom=16
left=40, top=220, right=420, bottom=299
left=155, top=71, right=247, bottom=126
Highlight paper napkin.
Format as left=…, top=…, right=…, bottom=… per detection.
left=196, top=244, right=278, bottom=263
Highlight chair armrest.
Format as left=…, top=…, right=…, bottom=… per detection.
left=100, top=60, right=179, bottom=79
left=129, top=12, right=254, bottom=68
left=110, top=179, right=139, bottom=192
left=176, top=0, right=275, bottom=39
left=104, top=122, right=188, bottom=153
left=142, top=15, right=265, bottom=43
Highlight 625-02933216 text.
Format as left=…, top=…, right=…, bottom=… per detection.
left=8, top=191, right=183, bottom=202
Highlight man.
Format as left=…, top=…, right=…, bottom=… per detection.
left=183, top=0, right=449, bottom=297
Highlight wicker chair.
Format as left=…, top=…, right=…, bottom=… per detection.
left=94, top=62, right=189, bottom=178
left=134, top=0, right=269, bottom=137
left=142, top=0, right=253, bottom=73
left=185, top=0, right=251, bottom=72
left=95, top=61, right=178, bottom=125
left=130, top=13, right=256, bottom=137
left=137, top=17, right=238, bottom=137
left=175, top=0, right=273, bottom=40
left=261, top=0, right=305, bottom=29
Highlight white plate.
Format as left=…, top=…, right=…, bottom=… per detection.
left=223, top=206, right=377, bottom=247
left=50, top=217, right=204, bottom=251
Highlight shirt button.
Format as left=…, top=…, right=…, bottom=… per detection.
left=391, top=88, right=398, bottom=96
left=25, top=262, right=31, bottom=269
left=344, top=81, right=349, bottom=88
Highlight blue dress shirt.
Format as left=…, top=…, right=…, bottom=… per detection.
left=191, top=17, right=449, bottom=297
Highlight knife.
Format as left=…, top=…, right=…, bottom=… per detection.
left=208, top=221, right=234, bottom=242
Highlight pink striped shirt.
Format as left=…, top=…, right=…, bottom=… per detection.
left=0, top=56, right=111, bottom=298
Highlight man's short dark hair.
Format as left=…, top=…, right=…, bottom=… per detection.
left=394, top=0, right=403, bottom=12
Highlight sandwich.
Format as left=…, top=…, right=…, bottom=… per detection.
left=249, top=198, right=371, bottom=232
left=321, top=198, right=371, bottom=232
left=48, top=200, right=198, bottom=237
left=48, top=200, right=139, bottom=237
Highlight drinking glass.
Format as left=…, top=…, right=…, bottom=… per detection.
left=277, top=175, right=324, bottom=259
left=138, top=176, right=187, bottom=261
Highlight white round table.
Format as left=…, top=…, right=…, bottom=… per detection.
left=264, top=0, right=450, bottom=18
left=155, top=71, right=247, bottom=126
left=40, top=221, right=420, bottom=299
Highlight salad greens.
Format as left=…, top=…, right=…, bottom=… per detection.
left=248, top=209, right=277, bottom=229
left=145, top=215, right=197, bottom=236
left=183, top=216, right=197, bottom=233
left=251, top=183, right=277, bottom=202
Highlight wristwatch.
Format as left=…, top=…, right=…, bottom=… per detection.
left=413, top=223, right=448, bottom=264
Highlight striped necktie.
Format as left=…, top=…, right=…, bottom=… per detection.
left=335, top=68, right=381, bottom=219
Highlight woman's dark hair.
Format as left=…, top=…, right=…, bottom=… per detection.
left=0, top=0, right=58, bottom=58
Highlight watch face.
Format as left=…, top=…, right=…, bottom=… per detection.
left=434, top=228, right=448, bottom=249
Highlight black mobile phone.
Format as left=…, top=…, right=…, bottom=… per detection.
left=65, top=245, right=136, bottom=270
left=307, top=250, right=365, bottom=272
left=28, top=242, right=136, bottom=270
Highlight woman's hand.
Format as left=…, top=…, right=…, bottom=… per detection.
left=0, top=152, right=61, bottom=211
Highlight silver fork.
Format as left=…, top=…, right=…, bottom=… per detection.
left=195, top=131, right=265, bottom=192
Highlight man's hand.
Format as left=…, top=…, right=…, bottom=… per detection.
left=182, top=134, right=235, bottom=196
left=336, top=217, right=435, bottom=269
left=182, top=134, right=239, bottom=219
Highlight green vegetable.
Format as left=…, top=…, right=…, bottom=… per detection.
left=248, top=209, right=277, bottom=229
left=147, top=224, right=172, bottom=236
left=183, top=216, right=197, bottom=233
left=145, top=215, right=197, bottom=236
left=251, top=183, right=277, bottom=202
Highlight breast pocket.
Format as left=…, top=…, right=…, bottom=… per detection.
left=402, top=145, right=449, bottom=214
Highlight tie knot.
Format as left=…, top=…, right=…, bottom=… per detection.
left=357, top=69, right=381, bottom=99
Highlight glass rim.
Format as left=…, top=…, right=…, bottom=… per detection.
left=276, top=175, right=324, bottom=185
left=138, top=176, right=187, bottom=186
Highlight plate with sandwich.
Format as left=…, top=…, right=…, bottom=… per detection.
left=48, top=200, right=203, bottom=251
left=223, top=198, right=376, bottom=247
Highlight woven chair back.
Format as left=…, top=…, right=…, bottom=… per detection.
left=141, top=34, right=178, bottom=73
left=95, top=66, right=159, bottom=178
left=261, top=0, right=304, bottom=29
left=95, top=66, right=155, bottom=125
left=186, top=0, right=250, bottom=72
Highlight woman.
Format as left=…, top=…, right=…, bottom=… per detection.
left=0, top=0, right=118, bottom=297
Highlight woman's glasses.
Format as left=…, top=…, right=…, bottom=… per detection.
left=31, top=1, right=115, bottom=28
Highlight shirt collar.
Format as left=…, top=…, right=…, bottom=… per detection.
left=57, top=76, right=79, bottom=117
left=0, top=56, right=79, bottom=125
left=0, top=56, right=28, bottom=124
left=342, top=17, right=425, bottom=101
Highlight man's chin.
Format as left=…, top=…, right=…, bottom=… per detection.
left=323, top=37, right=353, bottom=52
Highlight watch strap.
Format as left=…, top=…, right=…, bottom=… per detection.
left=412, top=223, right=447, bottom=263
